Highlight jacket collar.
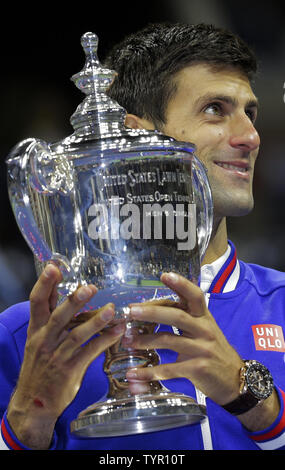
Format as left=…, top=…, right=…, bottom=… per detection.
left=200, top=240, right=239, bottom=294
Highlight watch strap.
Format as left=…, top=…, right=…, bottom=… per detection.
left=222, top=390, right=260, bottom=416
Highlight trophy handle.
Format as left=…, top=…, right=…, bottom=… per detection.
left=6, top=138, right=78, bottom=291
left=192, top=155, right=213, bottom=261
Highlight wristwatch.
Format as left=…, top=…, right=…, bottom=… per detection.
left=222, top=360, right=274, bottom=416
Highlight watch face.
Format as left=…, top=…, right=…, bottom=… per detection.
left=246, top=362, right=274, bottom=400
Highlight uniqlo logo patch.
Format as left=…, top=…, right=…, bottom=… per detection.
left=252, top=324, right=285, bottom=352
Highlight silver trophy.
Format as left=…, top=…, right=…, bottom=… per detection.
left=6, top=32, right=213, bottom=437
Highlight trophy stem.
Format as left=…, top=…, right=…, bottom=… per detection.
left=103, top=319, right=162, bottom=399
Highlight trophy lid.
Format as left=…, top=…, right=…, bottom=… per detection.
left=65, top=32, right=192, bottom=148
left=70, top=32, right=129, bottom=139
left=52, top=31, right=197, bottom=159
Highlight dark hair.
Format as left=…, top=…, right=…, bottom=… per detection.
left=104, top=22, right=257, bottom=128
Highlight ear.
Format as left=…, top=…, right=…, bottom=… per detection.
left=125, top=113, right=156, bottom=131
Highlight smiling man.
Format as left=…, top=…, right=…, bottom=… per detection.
left=123, top=63, right=260, bottom=263
left=1, top=23, right=285, bottom=451
left=162, top=66, right=259, bottom=218
left=105, top=23, right=285, bottom=450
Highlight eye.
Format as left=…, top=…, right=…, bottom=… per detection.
left=245, top=108, right=257, bottom=123
left=204, top=102, right=224, bottom=116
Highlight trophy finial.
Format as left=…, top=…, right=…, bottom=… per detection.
left=70, top=32, right=126, bottom=138
left=81, top=31, right=99, bottom=56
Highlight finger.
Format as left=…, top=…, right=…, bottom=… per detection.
left=160, top=272, right=207, bottom=317
left=131, top=299, right=179, bottom=308
left=122, top=331, right=201, bottom=356
left=57, top=303, right=116, bottom=358
left=128, top=380, right=151, bottom=395
left=45, top=284, right=98, bottom=342
left=67, top=305, right=112, bottom=330
left=126, top=362, right=185, bottom=383
left=29, top=264, right=62, bottom=332
left=129, top=304, right=200, bottom=336
left=75, top=320, right=126, bottom=366
left=49, top=283, right=59, bottom=313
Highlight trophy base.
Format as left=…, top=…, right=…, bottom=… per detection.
left=70, top=391, right=206, bottom=437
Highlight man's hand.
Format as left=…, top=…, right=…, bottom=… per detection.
left=7, top=264, right=125, bottom=449
left=125, top=272, right=280, bottom=432
left=125, top=272, right=244, bottom=404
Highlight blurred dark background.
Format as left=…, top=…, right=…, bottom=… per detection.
left=1, top=0, right=285, bottom=311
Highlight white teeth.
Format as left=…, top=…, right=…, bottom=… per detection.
left=216, top=162, right=247, bottom=172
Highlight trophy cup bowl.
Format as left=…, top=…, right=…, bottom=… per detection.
left=6, top=32, right=213, bottom=438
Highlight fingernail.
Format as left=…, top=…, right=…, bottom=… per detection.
left=101, top=306, right=114, bottom=322
left=76, top=286, right=93, bottom=301
left=126, top=369, right=138, bottom=379
left=165, top=272, right=179, bottom=284
left=130, top=306, right=143, bottom=317
left=113, top=323, right=126, bottom=335
left=123, top=334, right=134, bottom=344
left=129, top=382, right=150, bottom=394
left=44, top=264, right=55, bottom=278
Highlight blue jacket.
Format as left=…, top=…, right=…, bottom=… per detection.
left=1, top=245, right=285, bottom=450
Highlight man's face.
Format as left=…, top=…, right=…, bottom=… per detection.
left=161, top=64, right=260, bottom=222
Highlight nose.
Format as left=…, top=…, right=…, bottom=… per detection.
left=229, top=115, right=260, bottom=152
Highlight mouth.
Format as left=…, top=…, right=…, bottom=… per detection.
left=214, top=160, right=250, bottom=178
